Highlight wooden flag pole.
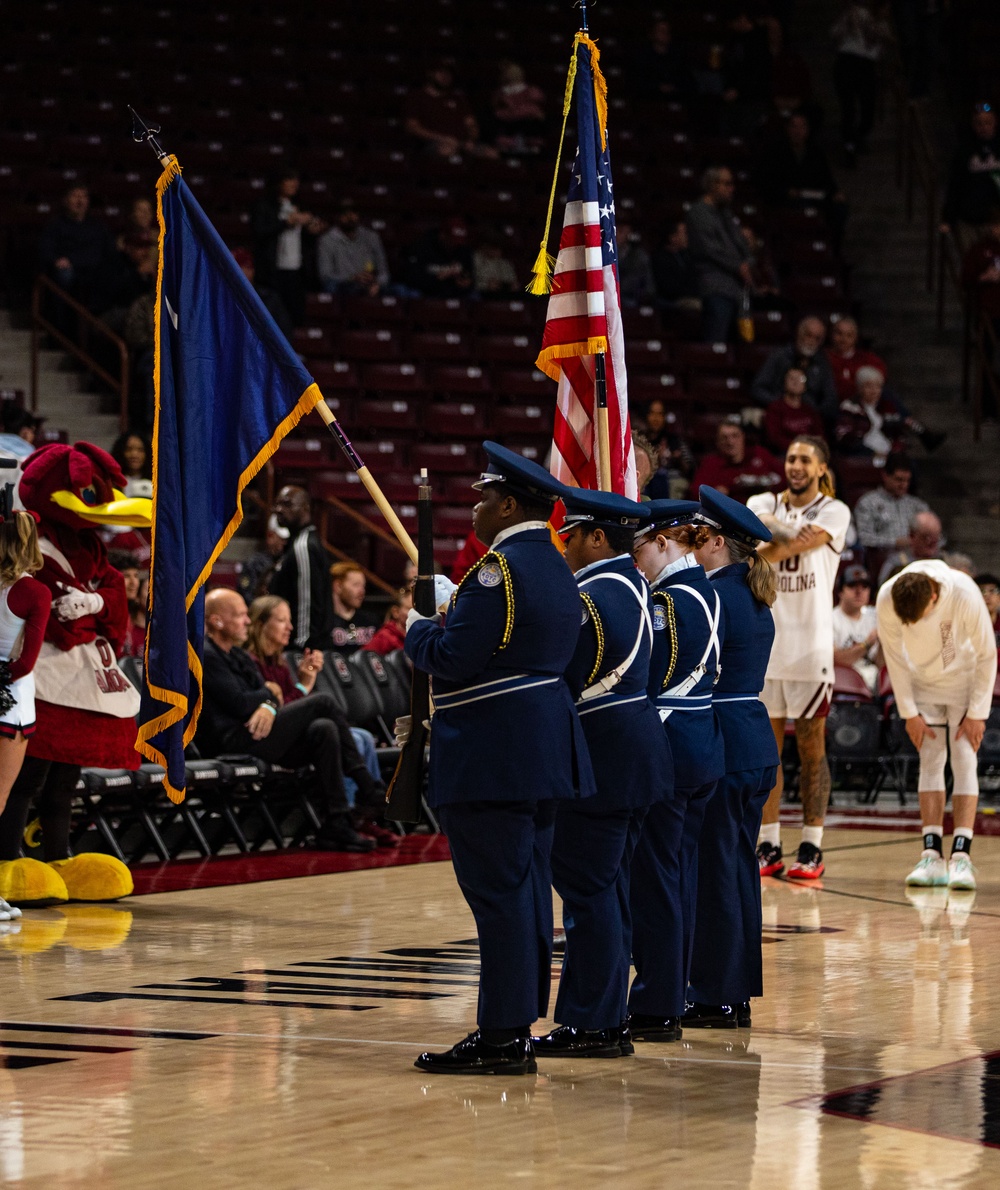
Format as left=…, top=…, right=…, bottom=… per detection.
left=129, top=107, right=418, bottom=566
left=594, top=352, right=613, bottom=492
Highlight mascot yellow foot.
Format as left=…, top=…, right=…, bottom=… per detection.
left=0, top=858, right=68, bottom=907
left=49, top=854, right=134, bottom=902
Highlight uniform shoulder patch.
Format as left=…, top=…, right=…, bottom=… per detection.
left=581, top=600, right=590, bottom=625
left=652, top=604, right=668, bottom=631
left=478, top=561, right=503, bottom=588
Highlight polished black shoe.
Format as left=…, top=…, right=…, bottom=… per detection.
left=314, top=816, right=376, bottom=853
left=617, top=1025, right=635, bottom=1056
left=531, top=1025, right=628, bottom=1059
left=625, top=1013, right=683, bottom=1042
left=414, top=1030, right=537, bottom=1075
left=681, top=1002, right=738, bottom=1029
left=736, top=1001, right=751, bottom=1028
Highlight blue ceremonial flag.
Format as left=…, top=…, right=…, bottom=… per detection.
left=136, top=156, right=321, bottom=801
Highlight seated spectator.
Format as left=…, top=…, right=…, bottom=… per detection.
left=472, top=235, right=519, bottom=295
left=117, top=197, right=158, bottom=262
left=631, top=431, right=656, bottom=495
left=961, top=208, right=1000, bottom=319
left=401, top=218, right=475, bottom=298
left=651, top=220, right=699, bottom=308
left=975, top=571, right=1000, bottom=647
left=631, top=19, right=693, bottom=102
left=876, top=510, right=944, bottom=587
left=643, top=399, right=695, bottom=496
left=233, top=248, right=293, bottom=340
left=826, top=315, right=886, bottom=403
left=199, top=588, right=381, bottom=853
left=831, top=564, right=882, bottom=694
left=835, top=368, right=945, bottom=459
left=766, top=18, right=816, bottom=122
left=690, top=418, right=783, bottom=502
left=404, top=64, right=497, bottom=158
left=943, top=552, right=976, bottom=577
left=617, top=223, right=656, bottom=307
left=941, top=102, right=1000, bottom=246
left=316, top=200, right=391, bottom=297
left=752, top=316, right=838, bottom=419
left=852, top=452, right=929, bottom=550
left=330, top=561, right=379, bottom=654
left=450, top=529, right=487, bottom=584
left=491, top=61, right=546, bottom=153
left=238, top=514, right=289, bottom=603
left=110, top=431, right=151, bottom=493
left=108, top=549, right=146, bottom=660
left=764, top=367, right=825, bottom=454
left=363, top=589, right=413, bottom=656
left=0, top=407, right=42, bottom=459
left=38, top=184, right=120, bottom=314
left=756, top=113, right=847, bottom=250
left=686, top=166, right=755, bottom=343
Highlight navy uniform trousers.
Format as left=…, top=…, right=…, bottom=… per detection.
left=550, top=555, right=671, bottom=1031
left=629, top=562, right=725, bottom=1017
left=687, top=561, right=779, bottom=1006
left=405, top=527, right=596, bottom=1031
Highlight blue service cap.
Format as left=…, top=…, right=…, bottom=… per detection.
left=472, top=441, right=559, bottom=504
left=636, top=499, right=702, bottom=540
left=695, top=485, right=772, bottom=545
left=558, top=486, right=648, bottom=533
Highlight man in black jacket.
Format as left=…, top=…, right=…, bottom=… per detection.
left=269, top=485, right=335, bottom=650
left=199, top=588, right=379, bottom=852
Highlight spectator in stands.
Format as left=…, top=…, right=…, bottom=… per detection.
left=975, top=571, right=1000, bottom=647
left=831, top=4, right=892, bottom=164
left=944, top=552, right=976, bottom=577
left=108, top=548, right=146, bottom=660
left=472, top=235, right=519, bottom=295
left=363, top=589, right=413, bottom=656
left=852, top=453, right=929, bottom=551
left=232, top=248, right=293, bottom=341
left=0, top=407, right=41, bottom=459
left=118, top=197, right=158, bottom=256
left=616, top=224, right=656, bottom=307
left=756, top=112, right=847, bottom=249
left=123, top=290, right=156, bottom=430
left=251, top=169, right=326, bottom=327
left=941, top=102, right=1000, bottom=247
left=316, top=200, right=391, bottom=298
left=651, top=220, right=699, bottom=309
left=199, top=588, right=378, bottom=853
left=766, top=18, right=817, bottom=121
left=642, top=399, right=695, bottom=496
left=491, top=61, right=546, bottom=154
left=38, top=184, right=119, bottom=315
left=832, top=564, right=882, bottom=693
left=238, top=514, right=289, bottom=603
left=752, top=316, right=839, bottom=420
left=686, top=166, right=755, bottom=343
left=401, top=218, right=475, bottom=298
left=631, top=431, right=657, bottom=496
left=877, top=510, right=944, bottom=587
left=826, top=315, right=887, bottom=403
left=330, top=561, right=378, bottom=655
left=110, top=432, right=151, bottom=494
left=631, top=19, right=692, bottom=102
left=269, top=485, right=334, bottom=651
left=835, top=367, right=945, bottom=459
left=763, top=367, right=826, bottom=455
left=690, top=418, right=783, bottom=502
left=404, top=63, right=497, bottom=159
left=961, top=208, right=1000, bottom=320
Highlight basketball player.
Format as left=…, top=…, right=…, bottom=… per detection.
left=748, top=437, right=851, bottom=879
left=877, top=561, right=997, bottom=890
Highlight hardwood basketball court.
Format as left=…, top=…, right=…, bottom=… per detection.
left=3, top=825, right=999, bottom=1188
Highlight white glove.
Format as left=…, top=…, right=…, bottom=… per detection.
left=394, top=715, right=412, bottom=747
left=54, top=589, right=105, bottom=622
left=433, top=575, right=458, bottom=612
left=406, top=607, right=442, bottom=633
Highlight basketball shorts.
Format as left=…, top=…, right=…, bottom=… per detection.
left=762, top=679, right=832, bottom=721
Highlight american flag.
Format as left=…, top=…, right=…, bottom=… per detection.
left=536, top=36, right=637, bottom=499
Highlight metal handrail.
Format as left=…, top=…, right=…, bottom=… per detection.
left=317, top=492, right=404, bottom=596
left=30, top=273, right=130, bottom=432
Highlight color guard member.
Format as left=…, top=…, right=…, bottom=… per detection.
left=686, top=486, right=778, bottom=1028
left=406, top=443, right=596, bottom=1075
left=627, top=500, right=726, bottom=1042
left=531, top=487, right=672, bottom=1059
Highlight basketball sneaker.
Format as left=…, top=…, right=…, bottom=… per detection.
left=905, top=854, right=948, bottom=887
left=757, top=841, right=784, bottom=877
left=786, top=842, right=824, bottom=880
left=947, top=853, right=976, bottom=891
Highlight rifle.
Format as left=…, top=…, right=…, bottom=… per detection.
left=385, top=469, right=435, bottom=823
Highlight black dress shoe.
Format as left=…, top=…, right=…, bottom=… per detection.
left=531, top=1025, right=628, bottom=1059
left=681, top=1002, right=738, bottom=1029
left=617, top=1025, right=635, bottom=1056
left=736, top=1001, right=751, bottom=1028
left=314, top=816, right=377, bottom=853
left=414, top=1030, right=537, bottom=1075
left=625, top=1013, right=683, bottom=1042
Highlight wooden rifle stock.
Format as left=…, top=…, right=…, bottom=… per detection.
left=385, top=471, right=435, bottom=822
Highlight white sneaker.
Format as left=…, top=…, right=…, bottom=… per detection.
left=0, top=895, right=21, bottom=921
left=948, top=854, right=977, bottom=891
left=905, top=854, right=949, bottom=887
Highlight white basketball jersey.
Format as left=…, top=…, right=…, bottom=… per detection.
left=747, top=491, right=851, bottom=682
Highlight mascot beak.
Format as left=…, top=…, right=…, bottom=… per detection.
left=49, top=488, right=153, bottom=528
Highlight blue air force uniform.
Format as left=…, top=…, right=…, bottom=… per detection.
left=687, top=487, right=779, bottom=1009
left=548, top=490, right=672, bottom=1033
left=628, top=501, right=727, bottom=1020
left=405, top=446, right=595, bottom=1033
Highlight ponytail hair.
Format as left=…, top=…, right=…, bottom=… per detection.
left=786, top=435, right=836, bottom=499
left=662, top=523, right=713, bottom=550
left=723, top=535, right=777, bottom=608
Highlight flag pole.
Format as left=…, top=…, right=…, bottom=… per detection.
left=129, top=107, right=419, bottom=566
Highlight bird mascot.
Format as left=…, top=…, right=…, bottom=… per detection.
left=0, top=442, right=151, bottom=906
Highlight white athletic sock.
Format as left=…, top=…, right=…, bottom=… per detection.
left=760, top=822, right=781, bottom=848
left=801, top=825, right=823, bottom=850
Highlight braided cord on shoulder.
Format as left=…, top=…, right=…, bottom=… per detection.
left=580, top=591, right=604, bottom=685
left=451, top=550, right=515, bottom=650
